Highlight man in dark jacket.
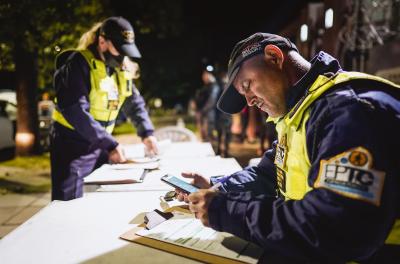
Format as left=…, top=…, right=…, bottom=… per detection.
left=177, top=33, right=400, bottom=263
left=194, top=69, right=220, bottom=141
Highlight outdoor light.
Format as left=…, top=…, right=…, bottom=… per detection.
left=16, top=132, right=34, bottom=147
left=206, top=65, right=214, bottom=72
left=300, top=24, right=308, bottom=42
left=325, top=8, right=334, bottom=29
left=154, top=98, right=162, bottom=108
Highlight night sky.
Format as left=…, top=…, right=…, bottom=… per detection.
left=111, top=0, right=309, bottom=105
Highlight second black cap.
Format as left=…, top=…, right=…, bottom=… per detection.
left=100, top=16, right=142, bottom=58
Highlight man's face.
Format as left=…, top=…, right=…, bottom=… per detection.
left=233, top=54, right=288, bottom=118
left=201, top=71, right=209, bottom=84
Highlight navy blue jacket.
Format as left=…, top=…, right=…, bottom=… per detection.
left=53, top=49, right=154, bottom=152
left=208, top=52, right=400, bottom=262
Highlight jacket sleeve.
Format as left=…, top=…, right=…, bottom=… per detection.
left=207, top=89, right=400, bottom=262
left=54, top=52, right=118, bottom=151
left=120, top=85, right=154, bottom=138
left=210, top=144, right=277, bottom=196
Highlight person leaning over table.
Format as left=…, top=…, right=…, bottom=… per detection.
left=51, top=17, right=158, bottom=201
left=176, top=33, right=400, bottom=263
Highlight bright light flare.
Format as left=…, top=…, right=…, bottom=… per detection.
left=16, top=132, right=35, bottom=147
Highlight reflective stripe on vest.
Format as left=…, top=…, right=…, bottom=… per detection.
left=52, top=49, right=133, bottom=134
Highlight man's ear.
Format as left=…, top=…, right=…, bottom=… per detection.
left=264, top=44, right=284, bottom=68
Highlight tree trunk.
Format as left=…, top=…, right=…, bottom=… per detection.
left=14, top=42, right=40, bottom=156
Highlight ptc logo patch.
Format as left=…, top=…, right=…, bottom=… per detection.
left=314, top=147, right=385, bottom=206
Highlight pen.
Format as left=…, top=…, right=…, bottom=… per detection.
left=139, top=169, right=149, bottom=182
left=209, top=176, right=230, bottom=191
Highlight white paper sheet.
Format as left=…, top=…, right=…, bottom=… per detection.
left=84, top=164, right=145, bottom=184
left=160, top=157, right=242, bottom=178
left=111, top=162, right=159, bottom=170
left=136, top=212, right=262, bottom=263
left=123, top=141, right=215, bottom=159
left=123, top=139, right=172, bottom=159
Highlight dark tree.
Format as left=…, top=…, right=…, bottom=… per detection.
left=0, top=0, right=109, bottom=155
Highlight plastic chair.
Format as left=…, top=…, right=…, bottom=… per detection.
left=248, top=157, right=262, bottom=167
left=154, top=126, right=198, bottom=142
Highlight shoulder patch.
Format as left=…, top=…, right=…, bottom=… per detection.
left=314, top=147, right=385, bottom=206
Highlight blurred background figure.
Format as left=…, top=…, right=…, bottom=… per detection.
left=256, top=110, right=277, bottom=156
left=239, top=105, right=249, bottom=143
left=37, top=92, right=55, bottom=151
left=215, top=72, right=232, bottom=157
left=194, top=68, right=220, bottom=141
left=38, top=92, right=55, bottom=118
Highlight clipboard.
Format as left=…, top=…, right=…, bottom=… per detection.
left=84, top=162, right=158, bottom=185
left=84, top=169, right=149, bottom=185
left=120, top=207, right=261, bottom=264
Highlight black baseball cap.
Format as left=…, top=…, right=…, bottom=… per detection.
left=217, top=33, right=299, bottom=114
left=100, top=16, right=142, bottom=58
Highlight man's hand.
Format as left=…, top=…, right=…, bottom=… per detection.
left=176, top=172, right=211, bottom=202
left=109, top=145, right=127, bottom=163
left=188, top=189, right=218, bottom=227
left=142, top=135, right=158, bottom=157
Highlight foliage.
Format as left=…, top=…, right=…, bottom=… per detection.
left=0, top=179, right=50, bottom=194
left=0, top=153, right=50, bottom=170
left=112, top=122, right=136, bottom=135
left=112, top=0, right=202, bottom=107
left=0, top=153, right=51, bottom=193
left=184, top=121, right=196, bottom=133
left=0, top=0, right=110, bottom=90
left=149, top=107, right=177, bottom=117
left=0, top=0, right=202, bottom=106
left=112, top=113, right=197, bottom=136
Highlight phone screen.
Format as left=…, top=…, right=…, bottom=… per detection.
left=161, top=174, right=199, bottom=194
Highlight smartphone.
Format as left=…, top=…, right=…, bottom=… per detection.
left=161, top=174, right=199, bottom=194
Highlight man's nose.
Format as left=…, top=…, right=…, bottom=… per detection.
left=244, top=93, right=257, bottom=106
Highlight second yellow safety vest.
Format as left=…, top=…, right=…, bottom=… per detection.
left=52, top=49, right=133, bottom=133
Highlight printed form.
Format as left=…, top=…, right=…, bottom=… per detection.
left=136, top=212, right=262, bottom=263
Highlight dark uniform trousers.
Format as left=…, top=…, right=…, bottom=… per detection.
left=50, top=122, right=108, bottom=201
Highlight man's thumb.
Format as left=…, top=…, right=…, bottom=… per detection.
left=181, top=172, right=196, bottom=179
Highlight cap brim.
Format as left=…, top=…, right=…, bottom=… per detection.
left=217, top=67, right=247, bottom=114
left=119, top=43, right=142, bottom=58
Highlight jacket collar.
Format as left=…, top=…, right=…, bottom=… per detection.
left=286, top=51, right=342, bottom=111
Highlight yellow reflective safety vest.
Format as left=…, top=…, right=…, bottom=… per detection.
left=52, top=49, right=133, bottom=134
left=270, top=71, right=400, bottom=201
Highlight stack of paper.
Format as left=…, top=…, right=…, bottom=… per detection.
left=160, top=156, right=242, bottom=178
left=84, top=164, right=145, bottom=185
left=126, top=157, right=160, bottom=166
left=113, top=160, right=159, bottom=170
left=123, top=139, right=172, bottom=160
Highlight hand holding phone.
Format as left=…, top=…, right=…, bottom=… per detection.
left=161, top=174, right=199, bottom=194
